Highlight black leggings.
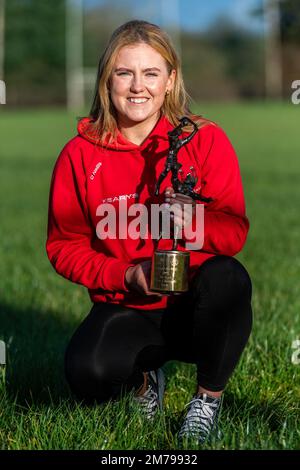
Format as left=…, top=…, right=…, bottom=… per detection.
left=65, top=255, right=253, bottom=403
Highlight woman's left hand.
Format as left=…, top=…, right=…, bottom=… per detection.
left=164, top=186, right=196, bottom=230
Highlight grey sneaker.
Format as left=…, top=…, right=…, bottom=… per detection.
left=177, top=393, right=223, bottom=445
left=133, top=369, right=165, bottom=420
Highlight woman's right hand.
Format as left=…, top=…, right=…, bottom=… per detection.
left=124, top=260, right=164, bottom=297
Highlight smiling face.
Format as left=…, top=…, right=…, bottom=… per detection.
left=109, top=43, right=176, bottom=129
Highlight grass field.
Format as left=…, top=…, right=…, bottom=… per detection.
left=0, top=102, right=299, bottom=450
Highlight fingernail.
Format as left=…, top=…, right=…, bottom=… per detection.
left=172, top=194, right=176, bottom=198
left=165, top=197, right=170, bottom=202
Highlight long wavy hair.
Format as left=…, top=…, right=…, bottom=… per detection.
left=88, top=20, right=209, bottom=143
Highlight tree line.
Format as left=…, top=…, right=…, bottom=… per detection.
left=4, top=0, right=300, bottom=106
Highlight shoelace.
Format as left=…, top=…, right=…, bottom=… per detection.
left=178, top=395, right=221, bottom=442
left=133, top=384, right=159, bottom=419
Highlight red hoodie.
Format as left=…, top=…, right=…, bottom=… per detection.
left=46, top=114, right=249, bottom=310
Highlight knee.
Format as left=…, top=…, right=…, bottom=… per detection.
left=64, top=348, right=102, bottom=401
left=192, top=255, right=252, bottom=305
left=64, top=346, right=135, bottom=402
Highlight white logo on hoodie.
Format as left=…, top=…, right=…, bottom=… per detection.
left=90, top=162, right=102, bottom=180
left=102, top=193, right=139, bottom=203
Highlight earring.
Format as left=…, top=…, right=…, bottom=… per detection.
left=165, top=90, right=170, bottom=96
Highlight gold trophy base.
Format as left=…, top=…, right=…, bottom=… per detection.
left=150, top=250, right=190, bottom=294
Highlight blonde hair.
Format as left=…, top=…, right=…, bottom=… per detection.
left=88, top=20, right=209, bottom=143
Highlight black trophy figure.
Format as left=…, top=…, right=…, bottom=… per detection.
left=155, top=116, right=213, bottom=249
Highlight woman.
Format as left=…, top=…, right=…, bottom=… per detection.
left=46, top=20, right=252, bottom=445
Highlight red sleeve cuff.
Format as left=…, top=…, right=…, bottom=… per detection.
left=102, top=260, right=135, bottom=292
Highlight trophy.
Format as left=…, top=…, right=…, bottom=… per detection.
left=150, top=116, right=213, bottom=294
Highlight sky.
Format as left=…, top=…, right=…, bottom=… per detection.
left=85, top=0, right=264, bottom=34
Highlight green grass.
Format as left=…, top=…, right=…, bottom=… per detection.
left=0, top=103, right=300, bottom=450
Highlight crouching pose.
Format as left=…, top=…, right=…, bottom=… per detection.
left=46, top=20, right=252, bottom=446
